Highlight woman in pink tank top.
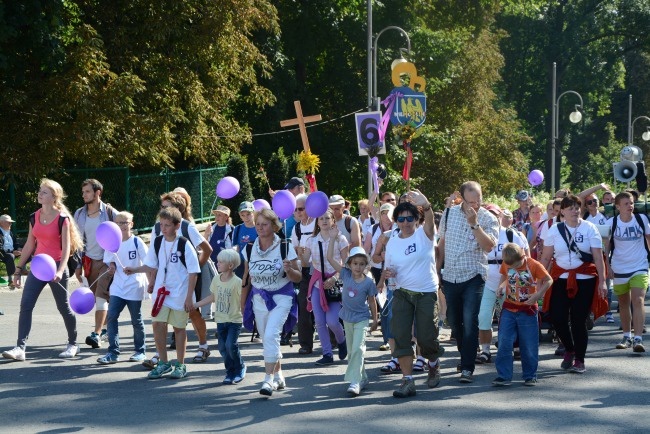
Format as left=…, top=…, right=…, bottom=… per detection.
left=2, top=179, right=84, bottom=362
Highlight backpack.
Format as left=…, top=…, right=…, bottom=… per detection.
left=608, top=214, right=650, bottom=263
left=505, top=227, right=514, bottom=243
left=342, top=215, right=353, bottom=234
left=293, top=222, right=313, bottom=243
left=153, top=235, right=190, bottom=269
left=154, top=220, right=191, bottom=245
left=29, top=212, right=81, bottom=274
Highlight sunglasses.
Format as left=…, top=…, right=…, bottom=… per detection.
left=586, top=199, right=598, bottom=205
left=295, top=207, right=305, bottom=212
left=396, top=215, right=415, bottom=223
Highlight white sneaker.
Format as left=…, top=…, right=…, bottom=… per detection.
left=58, top=344, right=79, bottom=358
left=2, top=347, right=26, bottom=361
left=273, top=375, right=286, bottom=390
left=347, top=382, right=361, bottom=396
left=360, top=378, right=369, bottom=390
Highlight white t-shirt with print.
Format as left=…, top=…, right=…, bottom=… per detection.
left=384, top=226, right=438, bottom=293
left=485, top=227, right=528, bottom=292
left=544, top=220, right=602, bottom=279
left=144, top=235, right=201, bottom=310
left=606, top=214, right=650, bottom=281
left=150, top=220, right=206, bottom=248
left=243, top=235, right=298, bottom=291
left=104, top=236, right=149, bottom=301
left=585, top=212, right=607, bottom=226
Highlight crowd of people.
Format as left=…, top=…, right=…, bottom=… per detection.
left=1, top=176, right=646, bottom=399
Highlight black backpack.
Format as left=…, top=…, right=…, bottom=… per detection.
left=152, top=235, right=191, bottom=269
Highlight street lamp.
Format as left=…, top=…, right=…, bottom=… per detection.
left=628, top=94, right=650, bottom=145
left=551, top=62, right=584, bottom=192
left=372, top=26, right=411, bottom=111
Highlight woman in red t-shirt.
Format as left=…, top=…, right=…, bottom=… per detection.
left=2, top=179, right=83, bottom=362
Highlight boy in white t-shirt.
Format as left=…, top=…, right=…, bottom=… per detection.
left=97, top=212, right=149, bottom=365
left=125, top=207, right=200, bottom=379
left=195, top=249, right=245, bottom=384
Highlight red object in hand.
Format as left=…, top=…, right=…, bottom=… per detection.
left=151, top=286, right=170, bottom=317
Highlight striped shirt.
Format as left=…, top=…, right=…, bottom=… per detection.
left=439, top=205, right=499, bottom=283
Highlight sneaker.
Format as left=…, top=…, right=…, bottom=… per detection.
left=360, top=378, right=369, bottom=390
left=233, top=365, right=247, bottom=384
left=561, top=351, right=575, bottom=370
left=59, top=344, right=79, bottom=358
left=223, top=376, right=234, bottom=385
left=524, top=378, right=538, bottom=386
left=492, top=377, right=511, bottom=386
left=85, top=332, right=100, bottom=349
left=393, top=378, right=416, bottom=398
left=570, top=360, right=586, bottom=374
left=633, top=338, right=645, bottom=353
left=100, top=329, right=108, bottom=343
left=315, top=355, right=334, bottom=365
left=426, top=362, right=441, bottom=388
left=259, top=381, right=274, bottom=396
left=273, top=375, right=286, bottom=390
left=147, top=361, right=172, bottom=379
left=338, top=341, right=347, bottom=360
left=586, top=315, right=594, bottom=331
left=513, top=348, right=521, bottom=360
left=616, top=337, right=632, bottom=349
left=2, top=347, right=26, bottom=361
left=459, top=370, right=473, bottom=383
left=97, top=353, right=119, bottom=364
left=169, top=362, right=187, bottom=379
left=605, top=313, right=615, bottom=323
left=347, top=382, right=361, bottom=397
left=129, top=353, right=146, bottom=362
left=142, top=354, right=159, bottom=370
left=554, top=343, right=565, bottom=356
left=378, top=343, right=390, bottom=351
left=475, top=351, right=491, bottom=364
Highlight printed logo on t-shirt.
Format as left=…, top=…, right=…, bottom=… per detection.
left=170, top=253, right=179, bottom=263
left=216, top=286, right=232, bottom=313
left=128, top=250, right=136, bottom=260
left=575, top=233, right=584, bottom=243
left=506, top=268, right=534, bottom=303
left=242, top=235, right=251, bottom=243
left=404, top=243, right=416, bottom=255
left=614, top=225, right=644, bottom=241
left=249, top=258, right=283, bottom=286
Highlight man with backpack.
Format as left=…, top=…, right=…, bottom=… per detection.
left=73, top=179, right=118, bottom=349
left=329, top=195, right=361, bottom=248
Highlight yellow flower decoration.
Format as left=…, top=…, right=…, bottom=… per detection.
left=297, top=150, right=320, bottom=174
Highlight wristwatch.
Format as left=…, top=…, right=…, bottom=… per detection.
left=470, top=224, right=480, bottom=230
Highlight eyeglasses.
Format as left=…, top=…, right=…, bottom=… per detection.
left=396, top=215, right=415, bottom=223
left=295, top=207, right=305, bottom=212
left=586, top=199, right=598, bottom=205
left=116, top=221, right=131, bottom=226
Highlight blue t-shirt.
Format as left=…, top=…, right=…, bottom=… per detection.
left=208, top=224, right=227, bottom=262
left=284, top=215, right=297, bottom=240
left=339, top=267, right=378, bottom=324
left=233, top=224, right=258, bottom=278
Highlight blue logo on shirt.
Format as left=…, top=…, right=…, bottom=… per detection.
left=404, top=243, right=416, bottom=255
left=129, top=251, right=136, bottom=260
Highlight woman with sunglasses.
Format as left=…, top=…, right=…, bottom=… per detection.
left=582, top=194, right=607, bottom=225
left=540, top=195, right=607, bottom=374
left=383, top=190, right=444, bottom=398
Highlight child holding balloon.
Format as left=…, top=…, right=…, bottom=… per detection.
left=124, top=207, right=200, bottom=379
left=96, top=212, right=149, bottom=365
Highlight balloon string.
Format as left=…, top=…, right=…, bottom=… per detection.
left=210, top=195, right=218, bottom=212
left=113, top=252, right=126, bottom=269
left=88, top=269, right=112, bottom=291
left=55, top=281, right=70, bottom=295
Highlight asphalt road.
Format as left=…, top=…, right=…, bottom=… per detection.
left=1, top=280, right=649, bottom=433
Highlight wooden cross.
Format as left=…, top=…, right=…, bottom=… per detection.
left=279, top=100, right=322, bottom=152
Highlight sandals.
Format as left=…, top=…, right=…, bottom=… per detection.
left=142, top=354, right=159, bottom=370
left=192, top=348, right=210, bottom=363
left=413, top=357, right=427, bottom=372
left=380, top=358, right=401, bottom=374
left=475, top=351, right=491, bottom=364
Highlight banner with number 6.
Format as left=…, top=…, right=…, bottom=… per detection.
left=355, top=111, right=386, bottom=156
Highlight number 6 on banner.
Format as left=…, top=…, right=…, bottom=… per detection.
left=355, top=111, right=386, bottom=156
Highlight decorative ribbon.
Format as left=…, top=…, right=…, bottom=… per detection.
left=369, top=157, right=380, bottom=194
left=305, top=173, right=317, bottom=192
left=402, top=140, right=413, bottom=181
left=378, top=92, right=403, bottom=143
left=151, top=286, right=170, bottom=317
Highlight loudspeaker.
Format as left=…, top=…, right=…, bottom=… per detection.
left=636, top=162, right=647, bottom=193
left=613, top=160, right=637, bottom=183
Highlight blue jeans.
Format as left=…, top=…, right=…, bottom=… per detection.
left=495, top=309, right=539, bottom=381
left=217, top=322, right=244, bottom=377
left=442, top=274, right=484, bottom=372
left=106, top=295, right=146, bottom=356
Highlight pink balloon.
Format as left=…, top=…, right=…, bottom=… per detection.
left=253, top=199, right=271, bottom=211
left=69, top=286, right=95, bottom=315
left=216, top=177, right=240, bottom=199
left=272, top=190, right=297, bottom=219
left=31, top=254, right=57, bottom=281
left=305, top=191, right=329, bottom=218
left=96, top=221, right=122, bottom=253
left=528, top=169, right=544, bottom=187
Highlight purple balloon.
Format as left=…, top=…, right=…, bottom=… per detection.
left=272, top=190, right=297, bottom=219
left=69, top=286, right=95, bottom=315
left=31, top=254, right=57, bottom=281
left=216, top=176, right=240, bottom=199
left=253, top=199, right=271, bottom=211
left=96, top=221, right=122, bottom=253
left=305, top=191, right=329, bottom=218
left=528, top=169, right=544, bottom=187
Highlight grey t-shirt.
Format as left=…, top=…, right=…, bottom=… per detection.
left=339, top=267, right=378, bottom=323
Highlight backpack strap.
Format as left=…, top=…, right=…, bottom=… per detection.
left=344, top=215, right=352, bottom=234
left=633, top=213, right=650, bottom=261
left=295, top=222, right=302, bottom=242
left=243, top=242, right=254, bottom=287
left=608, top=216, right=617, bottom=262
left=506, top=227, right=514, bottom=243
left=177, top=236, right=188, bottom=269
left=105, top=203, right=116, bottom=221
left=153, top=235, right=163, bottom=263
left=371, top=222, right=380, bottom=239
left=180, top=220, right=190, bottom=244
left=154, top=222, right=161, bottom=238
left=232, top=224, right=241, bottom=247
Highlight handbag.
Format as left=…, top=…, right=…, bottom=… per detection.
left=318, top=241, right=342, bottom=303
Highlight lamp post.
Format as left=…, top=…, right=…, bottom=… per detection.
left=550, top=62, right=584, bottom=192
left=372, top=26, right=411, bottom=111
left=628, top=94, right=650, bottom=145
